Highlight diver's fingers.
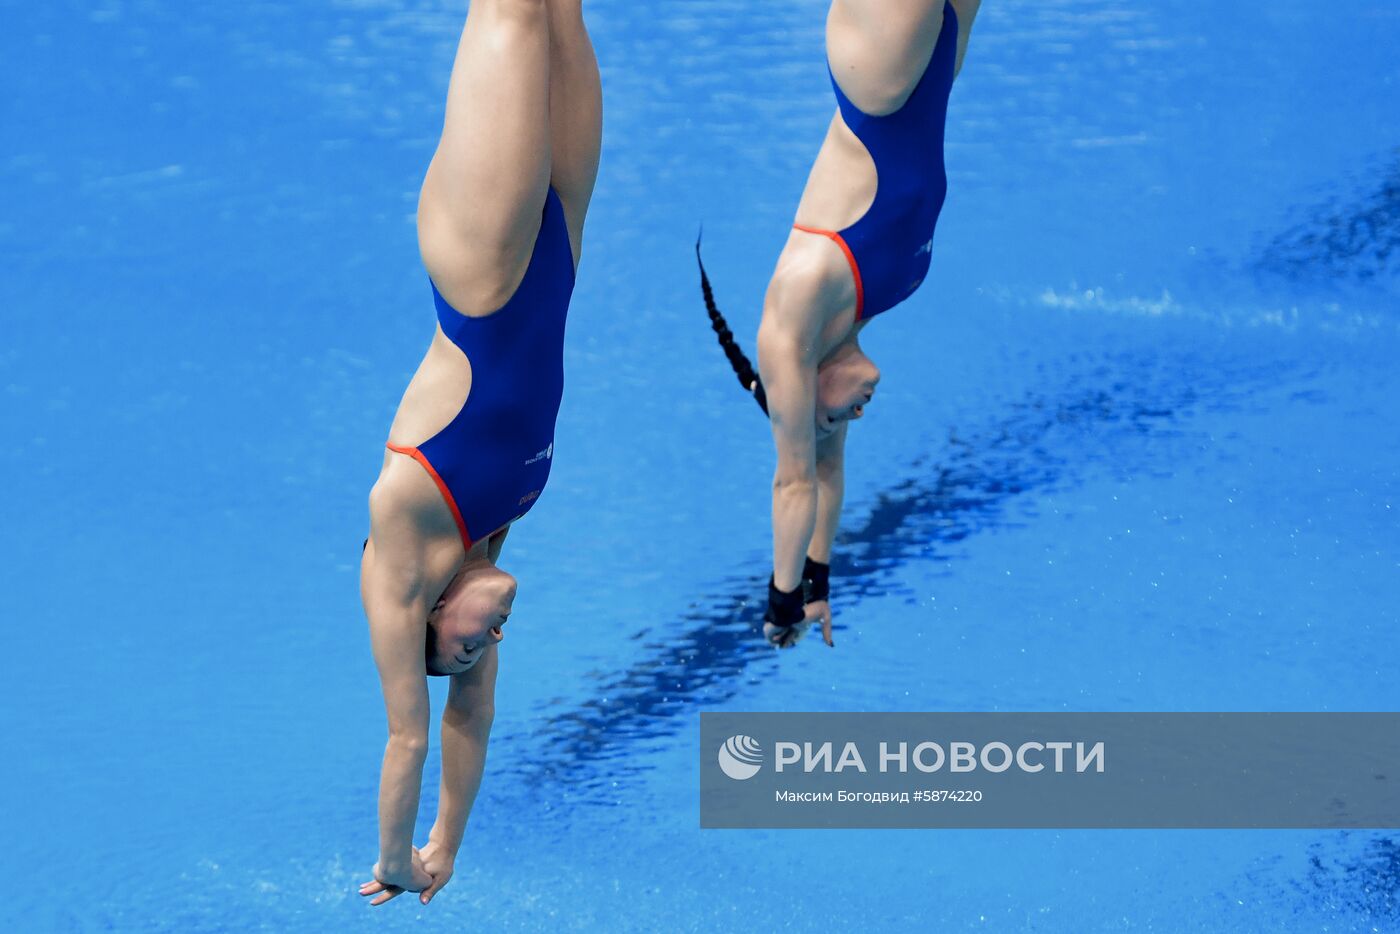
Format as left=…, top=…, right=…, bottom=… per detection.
left=763, top=620, right=810, bottom=648
left=370, top=886, right=405, bottom=907
left=820, top=608, right=834, bottom=647
left=420, top=871, right=451, bottom=905
left=359, top=880, right=386, bottom=896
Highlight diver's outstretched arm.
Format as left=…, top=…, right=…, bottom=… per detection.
left=757, top=280, right=823, bottom=648
left=810, top=423, right=847, bottom=566
left=417, top=644, right=500, bottom=903
left=807, top=422, right=847, bottom=646
left=360, top=467, right=463, bottom=901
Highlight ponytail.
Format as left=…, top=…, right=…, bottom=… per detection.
left=696, top=233, right=769, bottom=415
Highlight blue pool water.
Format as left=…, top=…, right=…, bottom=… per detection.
left=4, top=0, right=1399, bottom=930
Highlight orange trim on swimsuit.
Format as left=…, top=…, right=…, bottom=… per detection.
left=792, top=223, right=866, bottom=321
left=385, top=442, right=474, bottom=550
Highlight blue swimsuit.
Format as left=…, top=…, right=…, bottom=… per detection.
left=794, top=0, right=959, bottom=321
left=387, top=187, right=575, bottom=550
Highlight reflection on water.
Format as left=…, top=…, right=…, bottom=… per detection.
left=1302, top=835, right=1400, bottom=926
left=1238, top=832, right=1400, bottom=929
left=1257, top=150, right=1400, bottom=283
left=502, top=345, right=1309, bottom=799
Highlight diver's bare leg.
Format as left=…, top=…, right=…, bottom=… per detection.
left=825, top=0, right=946, bottom=113
left=419, top=0, right=554, bottom=315
left=544, top=0, right=602, bottom=259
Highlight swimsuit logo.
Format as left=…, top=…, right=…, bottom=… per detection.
left=718, top=735, right=764, bottom=781
left=916, top=237, right=934, bottom=257
left=518, top=489, right=541, bottom=508
left=524, top=443, right=553, bottom=466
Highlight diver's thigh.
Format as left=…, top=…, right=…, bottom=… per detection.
left=418, top=0, right=554, bottom=314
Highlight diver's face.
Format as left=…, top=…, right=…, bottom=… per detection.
left=428, top=567, right=516, bottom=675
left=815, top=342, right=880, bottom=439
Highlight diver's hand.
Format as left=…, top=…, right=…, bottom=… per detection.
left=805, top=599, right=833, bottom=647
left=800, top=558, right=832, bottom=646
left=415, top=840, right=456, bottom=905
left=764, top=577, right=808, bottom=649
left=764, top=617, right=811, bottom=648
left=360, top=850, right=433, bottom=906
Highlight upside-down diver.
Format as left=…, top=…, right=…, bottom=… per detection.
left=701, top=0, right=979, bottom=648
left=357, top=0, right=600, bottom=906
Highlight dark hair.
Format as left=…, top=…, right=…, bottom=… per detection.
left=424, top=620, right=450, bottom=677
left=696, top=233, right=769, bottom=415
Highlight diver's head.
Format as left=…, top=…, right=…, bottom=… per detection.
left=424, top=563, right=516, bottom=676
left=815, top=332, right=880, bottom=438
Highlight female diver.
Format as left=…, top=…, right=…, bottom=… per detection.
left=356, top=0, right=600, bottom=906
left=701, top=0, right=979, bottom=648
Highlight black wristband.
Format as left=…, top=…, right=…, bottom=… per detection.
left=802, top=557, right=830, bottom=603
left=765, top=576, right=805, bottom=629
